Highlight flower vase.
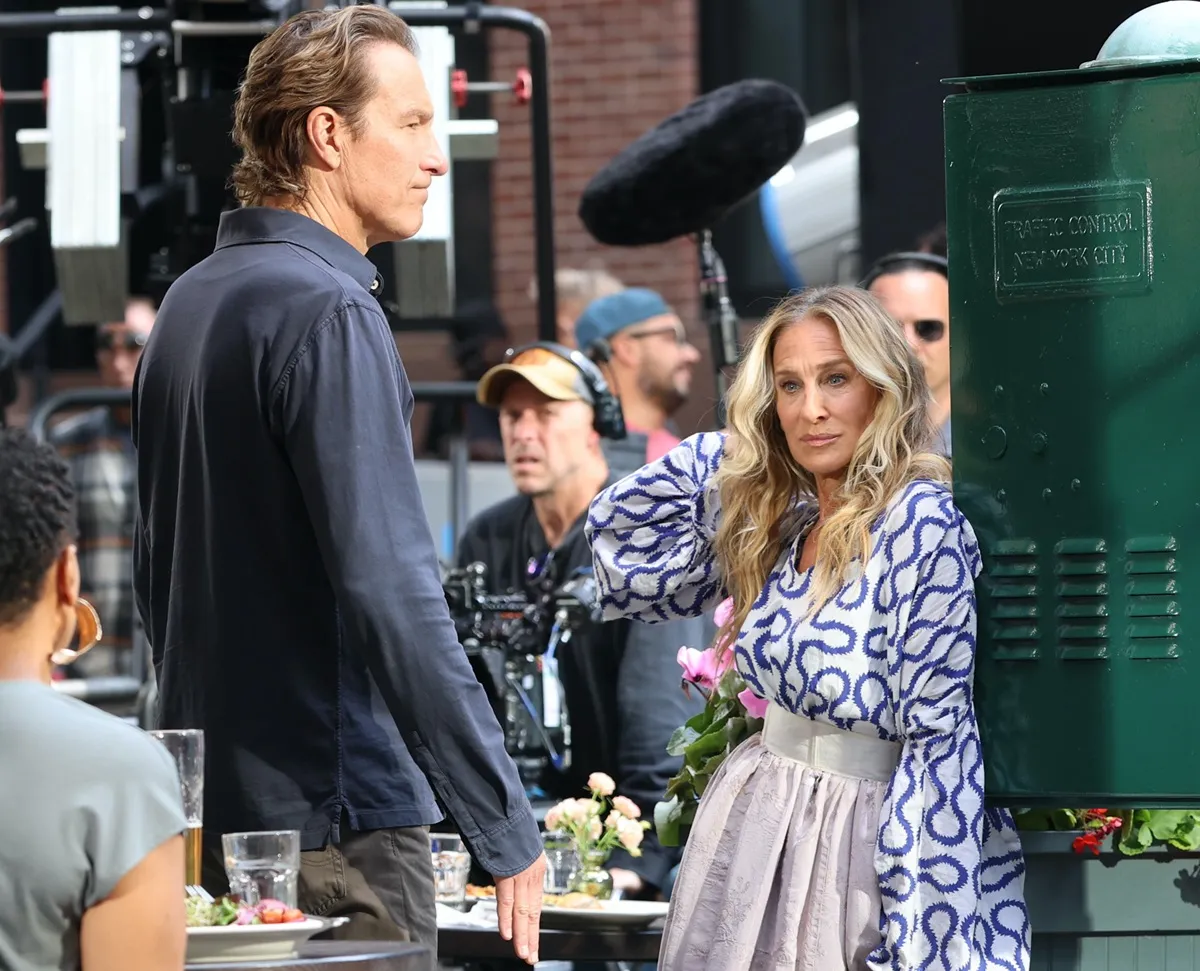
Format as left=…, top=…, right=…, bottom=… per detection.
left=569, top=848, right=613, bottom=900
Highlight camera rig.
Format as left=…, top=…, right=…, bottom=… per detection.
left=443, top=559, right=599, bottom=797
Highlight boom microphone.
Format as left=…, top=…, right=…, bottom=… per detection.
left=578, top=80, right=807, bottom=247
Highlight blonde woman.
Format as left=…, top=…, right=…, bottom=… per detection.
left=585, top=287, right=1029, bottom=970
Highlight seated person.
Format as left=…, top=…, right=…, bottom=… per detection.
left=0, top=428, right=187, bottom=971
left=457, top=345, right=705, bottom=898
left=49, top=296, right=158, bottom=677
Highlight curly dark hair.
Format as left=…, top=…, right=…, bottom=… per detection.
left=0, top=428, right=76, bottom=626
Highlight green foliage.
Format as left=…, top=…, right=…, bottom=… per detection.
left=653, top=670, right=764, bottom=847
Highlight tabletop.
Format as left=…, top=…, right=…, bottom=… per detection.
left=185, top=940, right=430, bottom=970
left=437, top=926, right=662, bottom=964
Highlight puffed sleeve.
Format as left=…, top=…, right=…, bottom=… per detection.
left=585, top=431, right=726, bottom=622
left=870, top=488, right=1030, bottom=971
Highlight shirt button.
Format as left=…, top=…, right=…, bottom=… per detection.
left=370, top=277, right=381, bottom=293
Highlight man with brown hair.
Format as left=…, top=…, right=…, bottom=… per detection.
left=131, top=7, right=544, bottom=964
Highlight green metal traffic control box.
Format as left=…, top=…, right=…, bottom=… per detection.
left=945, top=1, right=1200, bottom=808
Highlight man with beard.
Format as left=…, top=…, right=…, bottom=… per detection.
left=456, top=345, right=703, bottom=900
left=862, top=252, right=952, bottom=456
left=575, top=289, right=700, bottom=474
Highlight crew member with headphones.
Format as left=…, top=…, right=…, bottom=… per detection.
left=574, top=289, right=702, bottom=477
left=458, top=342, right=704, bottom=900
left=862, top=251, right=953, bottom=456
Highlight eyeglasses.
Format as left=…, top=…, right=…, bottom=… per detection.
left=95, top=331, right=148, bottom=353
left=913, top=319, right=946, bottom=343
left=623, top=325, right=691, bottom=347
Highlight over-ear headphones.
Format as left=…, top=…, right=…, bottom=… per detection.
left=859, top=251, right=948, bottom=290
left=586, top=336, right=613, bottom=364
left=503, top=341, right=627, bottom=441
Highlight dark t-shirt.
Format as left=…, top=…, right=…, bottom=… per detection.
left=456, top=490, right=706, bottom=890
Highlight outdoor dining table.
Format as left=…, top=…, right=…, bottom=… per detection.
left=184, top=940, right=430, bottom=970
left=437, top=925, right=663, bottom=965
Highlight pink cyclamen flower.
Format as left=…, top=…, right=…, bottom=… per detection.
left=676, top=646, right=730, bottom=690
left=713, top=597, right=735, bottom=628
left=587, top=772, right=616, bottom=797
left=611, top=795, right=641, bottom=819
left=737, top=687, right=770, bottom=719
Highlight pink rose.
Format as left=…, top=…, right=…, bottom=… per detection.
left=737, top=687, right=769, bottom=719
left=676, top=646, right=730, bottom=690
left=611, top=795, right=641, bottom=819
left=605, top=810, right=622, bottom=829
left=616, top=816, right=645, bottom=851
left=587, top=816, right=603, bottom=841
left=587, top=772, right=616, bottom=797
left=562, top=798, right=592, bottom=823
left=544, top=804, right=566, bottom=833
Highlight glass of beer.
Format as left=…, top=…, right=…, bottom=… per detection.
left=147, top=729, right=204, bottom=886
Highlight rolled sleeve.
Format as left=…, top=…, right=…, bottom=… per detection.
left=274, top=303, right=540, bottom=877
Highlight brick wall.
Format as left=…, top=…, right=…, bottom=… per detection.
left=488, top=0, right=710, bottom=430
left=395, top=0, right=715, bottom=439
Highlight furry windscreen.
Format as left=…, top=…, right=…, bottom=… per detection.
left=579, top=79, right=807, bottom=247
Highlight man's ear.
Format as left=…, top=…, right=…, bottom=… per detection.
left=607, top=333, right=638, bottom=367
left=305, top=105, right=347, bottom=172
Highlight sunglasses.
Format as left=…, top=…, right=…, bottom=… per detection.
left=50, top=598, right=103, bottom=667
left=96, top=331, right=148, bottom=353
left=913, top=319, right=946, bottom=343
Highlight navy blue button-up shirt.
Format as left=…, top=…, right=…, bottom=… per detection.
left=131, top=207, right=540, bottom=876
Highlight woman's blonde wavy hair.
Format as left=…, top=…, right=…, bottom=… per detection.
left=713, top=285, right=950, bottom=649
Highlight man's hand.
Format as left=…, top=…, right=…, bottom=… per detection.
left=495, top=853, right=546, bottom=965
left=609, top=868, right=644, bottom=895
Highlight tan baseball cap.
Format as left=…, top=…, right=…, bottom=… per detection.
left=476, top=346, right=594, bottom=408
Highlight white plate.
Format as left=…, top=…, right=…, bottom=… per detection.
left=186, top=917, right=348, bottom=963
left=539, top=900, right=668, bottom=931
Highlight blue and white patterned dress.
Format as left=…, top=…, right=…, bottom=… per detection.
left=586, top=432, right=1030, bottom=971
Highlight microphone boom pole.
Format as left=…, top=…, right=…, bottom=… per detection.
left=698, top=230, right=739, bottom=427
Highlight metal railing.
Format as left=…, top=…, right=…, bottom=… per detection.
left=0, top=4, right=560, bottom=343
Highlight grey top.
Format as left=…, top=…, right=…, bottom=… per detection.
left=0, top=681, right=185, bottom=971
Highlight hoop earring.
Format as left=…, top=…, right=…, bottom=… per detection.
left=50, top=598, right=104, bottom=667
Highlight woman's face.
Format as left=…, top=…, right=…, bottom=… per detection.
left=773, top=315, right=879, bottom=481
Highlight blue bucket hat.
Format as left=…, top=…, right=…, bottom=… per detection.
left=574, top=287, right=673, bottom=356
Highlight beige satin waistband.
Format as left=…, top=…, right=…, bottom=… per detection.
left=762, top=704, right=901, bottom=783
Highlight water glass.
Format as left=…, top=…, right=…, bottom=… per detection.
left=431, top=833, right=472, bottom=910
left=543, top=844, right=579, bottom=895
left=147, top=729, right=204, bottom=885
left=222, top=830, right=301, bottom=909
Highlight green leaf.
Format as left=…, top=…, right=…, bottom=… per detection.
left=725, top=716, right=748, bottom=751
left=1146, top=810, right=1192, bottom=841
left=654, top=797, right=682, bottom=847
left=685, top=725, right=730, bottom=767
left=664, top=770, right=694, bottom=800
left=716, top=670, right=746, bottom=701
left=685, top=706, right=714, bottom=734
left=667, top=725, right=701, bottom=757
left=701, top=751, right=728, bottom=778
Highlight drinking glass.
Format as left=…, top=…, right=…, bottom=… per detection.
left=430, top=833, right=472, bottom=910
left=222, top=830, right=301, bottom=909
left=543, top=840, right=579, bottom=895
left=147, top=729, right=204, bottom=885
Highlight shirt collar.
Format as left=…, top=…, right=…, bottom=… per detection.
left=215, top=207, right=384, bottom=297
